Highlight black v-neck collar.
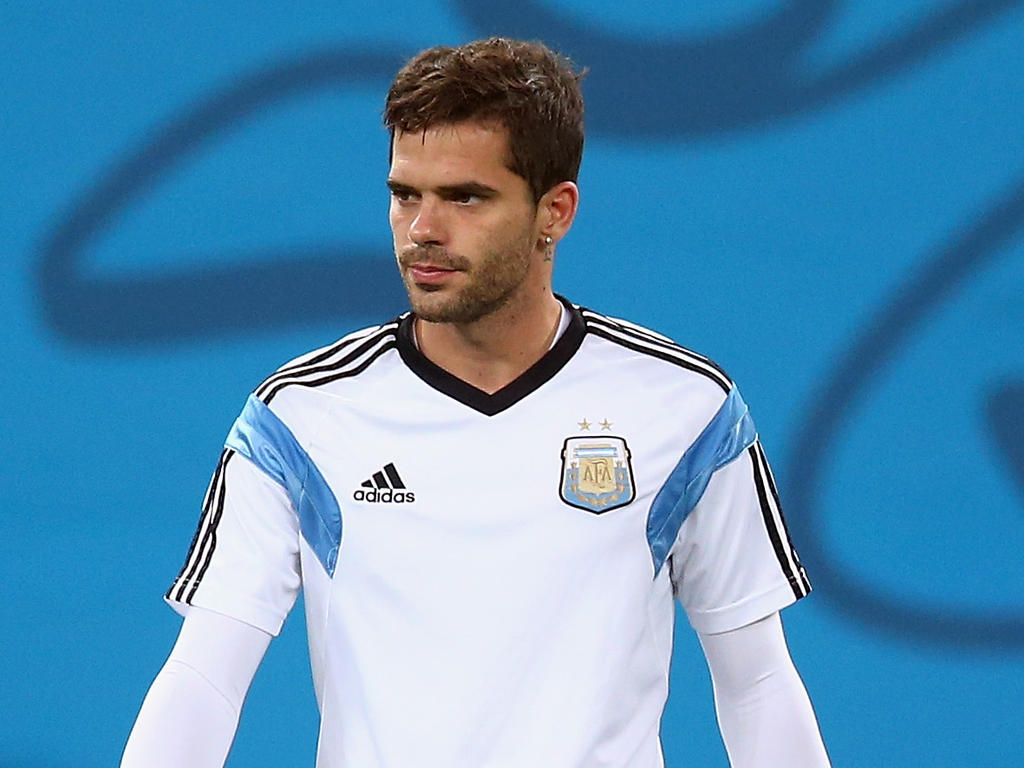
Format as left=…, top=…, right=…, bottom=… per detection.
left=396, top=296, right=586, bottom=416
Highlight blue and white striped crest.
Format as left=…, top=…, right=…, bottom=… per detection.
left=560, top=436, right=635, bottom=514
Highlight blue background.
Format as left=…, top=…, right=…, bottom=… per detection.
left=3, top=2, right=1022, bottom=765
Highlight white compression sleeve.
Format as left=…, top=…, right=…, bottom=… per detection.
left=121, top=607, right=272, bottom=768
left=698, top=612, right=830, bottom=768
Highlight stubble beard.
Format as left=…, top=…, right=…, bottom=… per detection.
left=398, top=235, right=534, bottom=324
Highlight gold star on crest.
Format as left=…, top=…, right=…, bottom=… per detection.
left=577, top=418, right=591, bottom=431
left=600, top=419, right=613, bottom=430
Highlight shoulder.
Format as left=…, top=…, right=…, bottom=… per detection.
left=573, top=303, right=734, bottom=397
left=252, top=315, right=407, bottom=406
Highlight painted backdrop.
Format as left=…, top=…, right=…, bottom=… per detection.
left=2, top=1, right=1022, bottom=765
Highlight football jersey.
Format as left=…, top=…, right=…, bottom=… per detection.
left=166, top=297, right=810, bottom=768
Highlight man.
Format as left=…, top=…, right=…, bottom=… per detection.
left=122, top=38, right=830, bottom=767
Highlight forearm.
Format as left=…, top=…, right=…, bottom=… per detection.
left=699, top=613, right=830, bottom=768
left=121, top=607, right=271, bottom=768
left=712, top=652, right=828, bottom=766
left=121, top=658, right=240, bottom=768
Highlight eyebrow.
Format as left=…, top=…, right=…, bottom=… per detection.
left=386, top=179, right=499, bottom=199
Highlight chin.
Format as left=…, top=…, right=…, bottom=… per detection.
left=405, top=279, right=518, bottom=325
left=411, top=302, right=466, bottom=324
left=406, top=290, right=456, bottom=323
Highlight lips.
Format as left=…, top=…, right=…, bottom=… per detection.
left=408, top=263, right=459, bottom=285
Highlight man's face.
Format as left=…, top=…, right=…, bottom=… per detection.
left=388, top=122, right=540, bottom=324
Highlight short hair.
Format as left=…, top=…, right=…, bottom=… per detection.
left=384, top=37, right=585, bottom=203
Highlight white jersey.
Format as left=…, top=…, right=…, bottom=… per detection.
left=166, top=298, right=810, bottom=768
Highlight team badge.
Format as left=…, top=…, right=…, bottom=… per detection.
left=560, top=436, right=635, bottom=514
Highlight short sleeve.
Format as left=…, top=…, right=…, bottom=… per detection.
left=165, top=444, right=302, bottom=637
left=670, top=437, right=810, bottom=634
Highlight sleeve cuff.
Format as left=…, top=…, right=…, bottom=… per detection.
left=683, top=579, right=808, bottom=635
left=165, top=588, right=287, bottom=637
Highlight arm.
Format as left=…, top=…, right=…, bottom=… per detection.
left=121, top=607, right=272, bottom=768
left=698, top=612, right=830, bottom=768
left=125, top=395, right=307, bottom=765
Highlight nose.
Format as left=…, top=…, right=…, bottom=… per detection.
left=408, top=197, right=446, bottom=246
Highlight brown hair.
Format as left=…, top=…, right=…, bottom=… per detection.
left=384, top=37, right=585, bottom=203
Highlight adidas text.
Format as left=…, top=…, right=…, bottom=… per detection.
left=353, top=488, right=415, bottom=503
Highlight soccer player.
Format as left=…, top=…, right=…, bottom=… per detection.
left=122, top=38, right=830, bottom=767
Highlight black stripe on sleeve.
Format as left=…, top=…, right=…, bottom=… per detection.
left=168, top=451, right=224, bottom=592
left=167, top=449, right=234, bottom=603
left=754, top=440, right=811, bottom=595
left=183, top=450, right=237, bottom=604
left=747, top=443, right=810, bottom=599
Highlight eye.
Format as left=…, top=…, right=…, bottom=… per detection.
left=447, top=189, right=492, bottom=206
left=389, top=188, right=418, bottom=204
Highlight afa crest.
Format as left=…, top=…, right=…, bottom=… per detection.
left=560, top=436, right=636, bottom=514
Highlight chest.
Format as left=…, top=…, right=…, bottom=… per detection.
left=294, top=374, right=689, bottom=586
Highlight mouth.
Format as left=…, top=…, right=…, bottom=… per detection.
left=407, top=263, right=460, bottom=285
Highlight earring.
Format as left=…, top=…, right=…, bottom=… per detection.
left=544, top=236, right=553, bottom=245
left=543, top=235, right=554, bottom=262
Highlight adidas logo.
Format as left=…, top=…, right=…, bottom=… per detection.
left=353, top=462, right=415, bottom=503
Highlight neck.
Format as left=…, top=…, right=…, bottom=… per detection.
left=415, top=291, right=563, bottom=394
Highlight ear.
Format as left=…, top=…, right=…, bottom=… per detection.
left=536, top=181, right=579, bottom=246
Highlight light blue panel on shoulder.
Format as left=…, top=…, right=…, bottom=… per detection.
left=225, top=393, right=343, bottom=576
left=646, top=386, right=757, bottom=575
